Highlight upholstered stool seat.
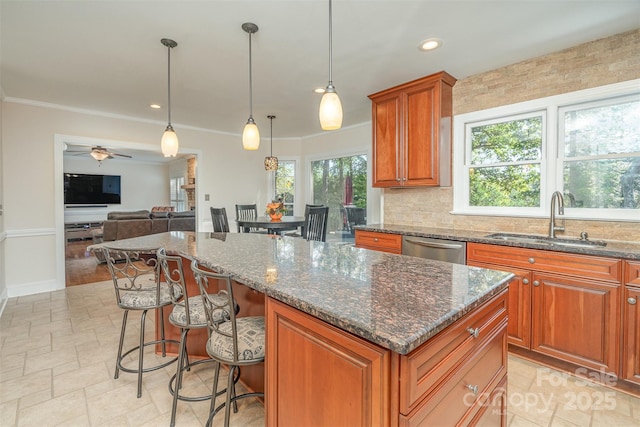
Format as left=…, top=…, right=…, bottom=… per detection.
left=206, top=317, right=265, bottom=363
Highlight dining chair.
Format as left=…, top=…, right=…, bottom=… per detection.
left=235, top=204, right=258, bottom=233
left=210, top=207, right=230, bottom=233
left=305, top=206, right=329, bottom=242
left=344, top=206, right=366, bottom=233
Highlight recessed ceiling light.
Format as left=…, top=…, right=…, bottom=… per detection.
left=150, top=104, right=161, bottom=109
left=314, top=87, right=326, bottom=94
left=418, top=38, right=442, bottom=51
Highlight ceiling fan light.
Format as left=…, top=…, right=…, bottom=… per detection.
left=90, top=150, right=109, bottom=161
left=319, top=88, right=343, bottom=130
left=242, top=120, right=260, bottom=150
left=161, top=125, right=179, bottom=157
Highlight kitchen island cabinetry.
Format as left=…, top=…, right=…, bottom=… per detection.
left=467, top=242, right=621, bottom=376
left=623, top=260, right=640, bottom=386
left=355, top=229, right=402, bottom=254
left=368, top=71, right=456, bottom=188
left=267, top=288, right=508, bottom=426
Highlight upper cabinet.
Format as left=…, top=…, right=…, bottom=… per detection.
left=368, top=71, right=456, bottom=188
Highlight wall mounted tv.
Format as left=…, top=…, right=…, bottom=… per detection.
left=64, top=173, right=121, bottom=205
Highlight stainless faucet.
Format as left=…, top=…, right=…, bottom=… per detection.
left=549, top=191, right=565, bottom=238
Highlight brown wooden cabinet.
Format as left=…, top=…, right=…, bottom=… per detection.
left=368, top=71, right=456, bottom=188
left=623, top=261, right=640, bottom=386
left=467, top=243, right=622, bottom=376
left=355, top=229, right=402, bottom=254
left=266, top=289, right=508, bottom=426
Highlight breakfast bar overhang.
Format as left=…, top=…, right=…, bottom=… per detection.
left=90, top=231, right=513, bottom=426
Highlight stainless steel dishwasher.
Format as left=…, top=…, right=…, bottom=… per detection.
left=402, top=236, right=466, bottom=264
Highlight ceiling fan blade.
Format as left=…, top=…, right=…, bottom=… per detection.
left=111, top=153, right=133, bottom=158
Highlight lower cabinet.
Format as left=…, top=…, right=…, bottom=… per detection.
left=355, top=229, right=402, bottom=254
left=266, top=290, right=508, bottom=426
left=623, top=261, right=640, bottom=386
left=468, top=243, right=622, bottom=377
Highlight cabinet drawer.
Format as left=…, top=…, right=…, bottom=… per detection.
left=467, top=243, right=621, bottom=283
left=355, top=230, right=402, bottom=254
left=400, top=319, right=507, bottom=427
left=625, top=261, right=640, bottom=286
left=399, top=289, right=507, bottom=413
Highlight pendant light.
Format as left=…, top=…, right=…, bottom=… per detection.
left=264, top=115, right=278, bottom=171
left=319, top=0, right=343, bottom=130
left=160, top=38, right=179, bottom=157
left=242, top=22, right=260, bottom=150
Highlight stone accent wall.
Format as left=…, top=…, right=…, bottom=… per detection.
left=384, top=29, right=640, bottom=242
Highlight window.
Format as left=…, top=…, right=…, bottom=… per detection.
left=170, top=177, right=186, bottom=212
left=454, top=80, right=640, bottom=221
left=559, top=96, right=640, bottom=211
left=275, top=160, right=295, bottom=216
left=311, top=154, right=367, bottom=235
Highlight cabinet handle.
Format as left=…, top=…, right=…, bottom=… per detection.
left=396, top=178, right=401, bottom=182
left=466, top=384, right=479, bottom=395
left=533, top=280, right=540, bottom=287
left=466, top=327, right=480, bottom=338
left=528, top=257, right=535, bottom=264
left=522, top=278, right=529, bottom=285
left=373, top=238, right=379, bottom=242
left=628, top=297, right=637, bottom=305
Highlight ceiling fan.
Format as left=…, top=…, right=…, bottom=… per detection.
left=67, top=145, right=133, bottom=165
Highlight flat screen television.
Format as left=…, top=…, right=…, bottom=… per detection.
left=64, top=173, right=121, bottom=205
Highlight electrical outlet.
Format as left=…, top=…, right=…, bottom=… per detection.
left=204, top=194, right=210, bottom=201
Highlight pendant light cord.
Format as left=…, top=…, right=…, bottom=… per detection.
left=248, top=31, right=254, bottom=119
left=167, top=45, right=172, bottom=126
left=328, top=0, right=333, bottom=85
left=269, top=115, right=273, bottom=156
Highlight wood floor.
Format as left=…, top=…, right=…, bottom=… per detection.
left=65, top=239, right=112, bottom=286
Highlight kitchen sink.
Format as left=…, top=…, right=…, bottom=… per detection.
left=485, top=233, right=607, bottom=248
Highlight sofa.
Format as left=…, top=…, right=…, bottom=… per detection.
left=92, top=209, right=195, bottom=262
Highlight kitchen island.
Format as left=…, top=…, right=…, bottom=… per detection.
left=90, top=231, right=513, bottom=426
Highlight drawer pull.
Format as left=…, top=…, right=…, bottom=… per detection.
left=466, top=327, right=480, bottom=339
left=522, top=278, right=529, bottom=285
left=533, top=280, right=540, bottom=287
left=629, top=297, right=637, bottom=305
left=373, top=238, right=379, bottom=242
left=528, top=257, right=535, bottom=264
left=466, top=384, right=479, bottom=395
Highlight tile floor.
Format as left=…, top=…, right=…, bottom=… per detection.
left=1, top=280, right=639, bottom=426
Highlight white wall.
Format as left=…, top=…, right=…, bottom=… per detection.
left=0, top=97, right=6, bottom=310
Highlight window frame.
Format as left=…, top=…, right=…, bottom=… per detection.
left=170, top=176, right=186, bottom=212
left=453, top=79, right=640, bottom=222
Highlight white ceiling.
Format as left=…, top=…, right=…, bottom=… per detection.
left=2, top=0, right=639, bottom=147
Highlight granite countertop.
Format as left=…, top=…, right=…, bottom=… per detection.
left=89, top=231, right=513, bottom=355
left=357, top=224, right=640, bottom=260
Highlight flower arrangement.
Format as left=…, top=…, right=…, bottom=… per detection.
left=266, top=197, right=286, bottom=220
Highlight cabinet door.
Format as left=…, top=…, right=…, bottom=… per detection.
left=468, top=261, right=532, bottom=349
left=266, top=298, right=392, bottom=427
left=623, top=287, right=640, bottom=385
left=372, top=93, right=401, bottom=187
left=531, top=272, right=620, bottom=375
left=403, top=81, right=439, bottom=186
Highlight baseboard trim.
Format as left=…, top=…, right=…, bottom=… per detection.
left=7, top=279, right=63, bottom=298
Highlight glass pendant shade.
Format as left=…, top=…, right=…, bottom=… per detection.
left=161, top=125, right=179, bottom=157
left=264, top=156, right=278, bottom=171
left=319, top=87, right=343, bottom=130
left=242, top=120, right=260, bottom=150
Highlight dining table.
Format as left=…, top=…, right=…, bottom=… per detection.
left=236, top=215, right=306, bottom=235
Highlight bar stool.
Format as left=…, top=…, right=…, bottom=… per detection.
left=191, top=260, right=265, bottom=427
left=156, top=248, right=239, bottom=427
left=102, top=247, right=179, bottom=398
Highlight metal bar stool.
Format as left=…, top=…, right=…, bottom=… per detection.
left=156, top=248, right=239, bottom=427
left=102, top=247, right=179, bottom=398
left=191, top=260, right=265, bottom=427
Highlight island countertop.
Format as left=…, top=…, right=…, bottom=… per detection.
left=89, top=231, right=513, bottom=355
